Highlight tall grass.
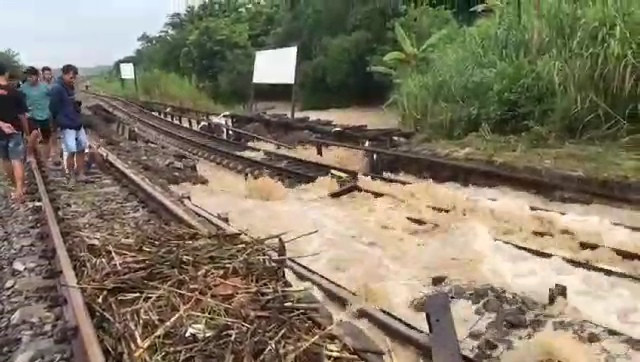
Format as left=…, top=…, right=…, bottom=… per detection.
left=392, top=0, right=640, bottom=141
left=92, top=70, right=222, bottom=112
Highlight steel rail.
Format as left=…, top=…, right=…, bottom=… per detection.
left=102, top=93, right=640, bottom=220
left=97, top=97, right=322, bottom=182
left=87, top=93, right=640, bottom=357
left=95, top=146, right=215, bottom=235
left=30, top=161, right=105, bottom=362
left=91, top=93, right=405, bottom=185
left=112, top=96, right=358, bottom=176
left=112, top=93, right=640, bottom=208
left=91, top=93, right=640, bottom=277
left=184, top=197, right=470, bottom=361
left=93, top=145, right=463, bottom=361
left=308, top=139, right=640, bottom=206
left=91, top=94, right=640, bottom=268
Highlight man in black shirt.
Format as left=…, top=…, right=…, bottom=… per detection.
left=0, top=62, right=29, bottom=202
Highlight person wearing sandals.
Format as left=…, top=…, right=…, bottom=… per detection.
left=0, top=63, right=29, bottom=202
left=49, top=64, right=87, bottom=182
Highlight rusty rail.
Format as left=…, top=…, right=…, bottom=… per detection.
left=30, top=161, right=105, bottom=362
left=92, top=143, right=475, bottom=361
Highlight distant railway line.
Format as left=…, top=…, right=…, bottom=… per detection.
left=130, top=97, right=640, bottom=207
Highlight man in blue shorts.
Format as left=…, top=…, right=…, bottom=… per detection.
left=20, top=66, right=51, bottom=163
left=50, top=64, right=87, bottom=181
left=0, top=62, right=29, bottom=201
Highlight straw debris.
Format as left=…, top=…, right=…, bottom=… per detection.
left=58, top=181, right=355, bottom=361
left=74, top=223, right=357, bottom=361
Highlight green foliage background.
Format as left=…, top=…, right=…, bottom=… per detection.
left=107, top=0, right=639, bottom=142
left=112, top=1, right=476, bottom=108
left=0, top=49, right=24, bottom=80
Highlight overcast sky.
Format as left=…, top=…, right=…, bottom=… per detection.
left=1, top=0, right=175, bottom=68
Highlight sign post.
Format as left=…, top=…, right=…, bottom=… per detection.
left=251, top=46, right=298, bottom=119
left=119, top=63, right=138, bottom=93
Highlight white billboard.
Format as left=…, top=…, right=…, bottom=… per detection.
left=252, top=46, right=298, bottom=85
left=119, top=63, right=135, bottom=80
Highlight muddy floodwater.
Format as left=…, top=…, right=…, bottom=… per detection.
left=173, top=161, right=640, bottom=360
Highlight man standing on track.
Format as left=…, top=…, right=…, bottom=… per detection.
left=0, top=63, right=30, bottom=202
left=20, top=67, right=51, bottom=164
left=41, top=66, right=60, bottom=164
left=49, top=64, right=87, bottom=182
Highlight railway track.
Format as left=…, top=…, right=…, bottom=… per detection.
left=90, top=94, right=405, bottom=188
left=13, top=149, right=411, bottom=360
left=0, top=161, right=102, bottom=362
left=125, top=97, right=640, bottom=248
left=87, top=94, right=640, bottom=281
left=135, top=98, right=640, bottom=231
left=82, top=108, right=457, bottom=361
left=93, top=95, right=354, bottom=186
left=128, top=97, right=640, bottom=207
left=84, top=93, right=640, bottom=359
left=135, top=98, right=412, bottom=145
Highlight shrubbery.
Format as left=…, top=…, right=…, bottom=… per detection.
left=107, top=0, right=639, bottom=142
left=380, top=0, right=640, bottom=140
left=93, top=70, right=220, bottom=112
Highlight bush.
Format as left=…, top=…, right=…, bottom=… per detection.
left=386, top=0, right=640, bottom=141
left=300, top=31, right=390, bottom=109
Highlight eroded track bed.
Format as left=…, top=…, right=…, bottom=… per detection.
left=42, top=156, right=361, bottom=361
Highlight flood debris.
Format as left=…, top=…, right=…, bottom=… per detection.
left=45, top=152, right=359, bottom=361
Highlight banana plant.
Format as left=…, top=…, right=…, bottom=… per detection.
left=369, top=22, right=447, bottom=77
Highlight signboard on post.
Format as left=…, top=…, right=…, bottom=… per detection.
left=119, top=63, right=135, bottom=80
left=118, top=63, right=138, bottom=93
left=252, top=46, right=297, bottom=84
left=251, top=46, right=298, bottom=119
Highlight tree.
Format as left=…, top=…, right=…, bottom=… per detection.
left=116, top=0, right=484, bottom=107
left=0, top=49, right=23, bottom=79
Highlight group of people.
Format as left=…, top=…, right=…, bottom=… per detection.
left=0, top=62, right=88, bottom=202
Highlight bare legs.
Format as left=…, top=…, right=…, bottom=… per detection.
left=3, top=159, right=25, bottom=201
left=49, top=131, right=59, bottom=163
left=27, top=130, right=39, bottom=160
left=75, top=152, right=86, bottom=177
left=65, top=152, right=75, bottom=176
left=11, top=159, right=25, bottom=200
left=2, top=160, right=13, bottom=183
left=65, top=151, right=86, bottom=178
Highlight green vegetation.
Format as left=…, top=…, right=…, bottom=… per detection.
left=92, top=70, right=221, bottom=112
left=102, top=0, right=637, bottom=179
left=0, top=49, right=24, bottom=79
left=112, top=1, right=483, bottom=109
left=381, top=0, right=640, bottom=142
left=113, top=0, right=638, bottom=141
